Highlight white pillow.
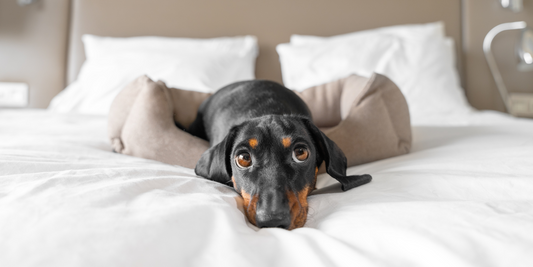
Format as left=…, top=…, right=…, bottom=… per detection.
left=276, top=22, right=472, bottom=124
left=49, top=35, right=258, bottom=115
left=277, top=34, right=399, bottom=91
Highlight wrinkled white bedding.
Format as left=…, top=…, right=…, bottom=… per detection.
left=1, top=109, right=533, bottom=267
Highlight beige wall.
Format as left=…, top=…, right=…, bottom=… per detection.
left=463, top=0, right=533, bottom=111
left=0, top=0, right=70, bottom=108
left=0, top=0, right=462, bottom=109
left=5, top=0, right=524, bottom=112
left=67, top=0, right=462, bottom=87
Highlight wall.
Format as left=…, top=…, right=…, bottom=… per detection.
left=463, top=0, right=533, bottom=111
left=0, top=0, right=70, bottom=108
left=67, top=0, right=462, bottom=87
left=4, top=0, right=525, bottom=111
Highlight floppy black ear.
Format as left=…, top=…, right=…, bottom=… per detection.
left=194, top=126, right=240, bottom=187
left=301, top=118, right=372, bottom=191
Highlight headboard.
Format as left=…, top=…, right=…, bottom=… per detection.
left=67, top=0, right=463, bottom=85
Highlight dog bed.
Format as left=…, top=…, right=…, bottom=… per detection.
left=108, top=73, right=411, bottom=172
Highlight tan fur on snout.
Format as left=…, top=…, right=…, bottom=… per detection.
left=287, top=186, right=312, bottom=230
left=241, top=190, right=258, bottom=226
left=237, top=167, right=319, bottom=230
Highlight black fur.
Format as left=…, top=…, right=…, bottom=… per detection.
left=189, top=80, right=371, bottom=228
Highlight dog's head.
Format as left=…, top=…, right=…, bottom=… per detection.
left=195, top=115, right=370, bottom=230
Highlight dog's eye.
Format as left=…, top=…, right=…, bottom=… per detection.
left=235, top=153, right=252, bottom=168
left=292, top=147, right=309, bottom=162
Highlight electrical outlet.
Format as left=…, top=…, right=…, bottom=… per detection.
left=0, top=82, right=29, bottom=107
left=508, top=93, right=533, bottom=118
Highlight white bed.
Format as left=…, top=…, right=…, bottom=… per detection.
left=1, top=108, right=532, bottom=266
left=3, top=1, right=533, bottom=266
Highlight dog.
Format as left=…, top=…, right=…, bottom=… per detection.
left=188, top=80, right=371, bottom=230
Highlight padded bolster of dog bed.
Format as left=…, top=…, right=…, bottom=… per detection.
left=295, top=73, right=411, bottom=167
left=108, top=75, right=211, bottom=168
left=108, top=73, right=411, bottom=169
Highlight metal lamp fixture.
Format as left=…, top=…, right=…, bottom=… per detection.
left=483, top=21, right=533, bottom=117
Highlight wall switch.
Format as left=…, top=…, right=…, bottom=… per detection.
left=0, top=82, right=29, bottom=107
left=508, top=93, right=533, bottom=118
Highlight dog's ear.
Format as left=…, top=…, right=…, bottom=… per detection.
left=300, top=118, right=372, bottom=191
left=194, top=126, right=240, bottom=187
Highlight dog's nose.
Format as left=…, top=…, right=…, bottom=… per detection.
left=255, top=189, right=291, bottom=229
left=255, top=212, right=291, bottom=229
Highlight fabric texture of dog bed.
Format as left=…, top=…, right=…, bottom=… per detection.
left=108, top=73, right=411, bottom=170
left=295, top=74, right=411, bottom=167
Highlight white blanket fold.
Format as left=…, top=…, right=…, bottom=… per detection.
left=1, top=110, right=532, bottom=267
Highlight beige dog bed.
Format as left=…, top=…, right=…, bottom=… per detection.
left=108, top=73, right=411, bottom=172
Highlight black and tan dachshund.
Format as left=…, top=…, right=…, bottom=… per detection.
left=189, top=80, right=371, bottom=230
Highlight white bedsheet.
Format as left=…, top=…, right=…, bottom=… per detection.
left=1, top=109, right=532, bottom=267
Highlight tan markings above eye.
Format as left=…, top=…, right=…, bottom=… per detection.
left=282, top=137, right=291, bottom=148
left=249, top=138, right=258, bottom=149
left=292, top=147, right=309, bottom=162
left=236, top=152, right=252, bottom=168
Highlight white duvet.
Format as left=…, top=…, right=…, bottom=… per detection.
left=1, top=109, right=533, bottom=267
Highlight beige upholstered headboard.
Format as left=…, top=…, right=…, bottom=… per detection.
left=67, top=0, right=463, bottom=86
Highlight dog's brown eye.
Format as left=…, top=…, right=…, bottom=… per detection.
left=292, top=147, right=309, bottom=162
left=236, top=153, right=252, bottom=168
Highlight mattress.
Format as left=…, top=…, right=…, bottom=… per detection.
left=1, top=109, right=533, bottom=267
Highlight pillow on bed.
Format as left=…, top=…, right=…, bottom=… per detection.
left=276, top=22, right=471, bottom=124
left=49, top=35, right=258, bottom=115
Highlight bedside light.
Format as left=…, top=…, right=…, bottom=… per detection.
left=17, top=0, right=38, bottom=6
left=483, top=21, right=533, bottom=117
left=500, top=0, right=523, bottom=12
left=518, top=27, right=533, bottom=71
